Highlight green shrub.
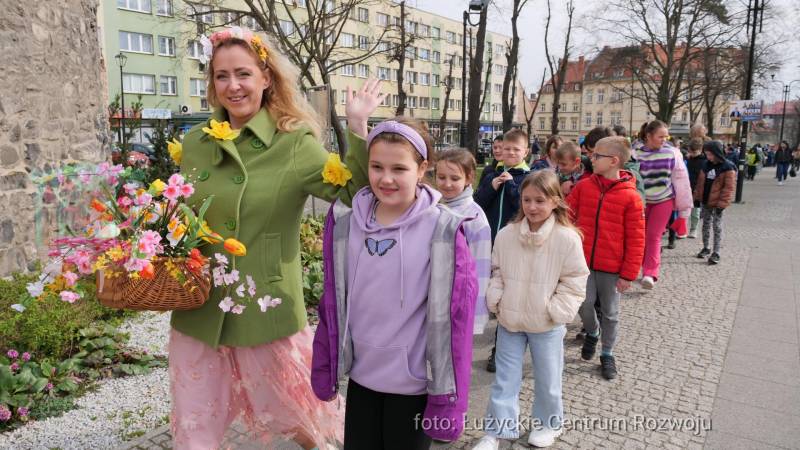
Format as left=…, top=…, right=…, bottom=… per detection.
left=300, top=215, right=325, bottom=308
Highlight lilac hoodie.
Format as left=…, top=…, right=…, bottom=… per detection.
left=346, top=184, right=441, bottom=395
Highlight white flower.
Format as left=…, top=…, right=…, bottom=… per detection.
left=214, top=253, right=228, bottom=266
left=10, top=304, right=25, bottom=313
left=235, top=283, right=245, bottom=298
left=199, top=35, right=213, bottom=64
left=218, top=296, right=234, bottom=312
left=246, top=275, right=256, bottom=297
left=257, top=296, right=282, bottom=312
left=222, top=269, right=239, bottom=285
left=26, top=281, right=45, bottom=298
left=96, top=223, right=121, bottom=239
left=231, top=304, right=245, bottom=314
left=230, top=26, right=244, bottom=40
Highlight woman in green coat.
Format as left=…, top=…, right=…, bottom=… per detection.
left=168, top=27, right=385, bottom=450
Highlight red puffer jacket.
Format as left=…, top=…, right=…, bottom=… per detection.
left=566, top=171, right=645, bottom=281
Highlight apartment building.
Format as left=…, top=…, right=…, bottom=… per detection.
left=99, top=0, right=527, bottom=144
left=534, top=56, right=586, bottom=141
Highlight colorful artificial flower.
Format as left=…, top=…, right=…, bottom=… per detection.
left=321, top=153, right=352, bottom=187
left=166, top=217, right=187, bottom=247
left=223, top=238, right=247, bottom=256
left=139, top=263, right=155, bottom=280
left=218, top=296, right=235, bottom=312
left=59, top=291, right=81, bottom=304
left=198, top=221, right=223, bottom=243
left=168, top=138, right=183, bottom=165
left=62, top=271, right=79, bottom=288
left=90, top=198, right=107, bottom=213
left=203, top=119, right=240, bottom=141
left=257, top=295, right=282, bottom=312
left=6, top=349, right=18, bottom=359
left=231, top=304, right=245, bottom=314
left=149, top=179, right=167, bottom=195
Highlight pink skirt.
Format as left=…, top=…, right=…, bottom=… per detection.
left=168, top=326, right=344, bottom=449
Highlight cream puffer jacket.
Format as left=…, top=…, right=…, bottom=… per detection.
left=486, top=214, right=589, bottom=333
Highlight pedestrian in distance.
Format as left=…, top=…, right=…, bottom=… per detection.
left=685, top=138, right=707, bottom=239
left=477, top=135, right=506, bottom=187
left=554, top=141, right=592, bottom=196
left=694, top=141, right=736, bottom=265
left=745, top=146, right=761, bottom=181
left=472, top=171, right=589, bottom=450
left=531, top=134, right=563, bottom=171
left=434, top=148, right=492, bottom=335
left=566, top=137, right=645, bottom=380
left=311, top=117, right=478, bottom=449
left=775, top=141, right=792, bottom=184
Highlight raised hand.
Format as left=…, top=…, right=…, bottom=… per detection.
left=345, top=78, right=388, bottom=138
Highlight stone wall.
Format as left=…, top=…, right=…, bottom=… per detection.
left=0, top=0, right=110, bottom=276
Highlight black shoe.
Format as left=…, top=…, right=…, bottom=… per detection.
left=708, top=253, right=720, bottom=265
left=576, top=327, right=586, bottom=341
left=666, top=242, right=676, bottom=249
left=581, top=333, right=599, bottom=360
left=600, top=355, right=618, bottom=380
left=696, top=248, right=711, bottom=258
left=486, top=347, right=496, bottom=373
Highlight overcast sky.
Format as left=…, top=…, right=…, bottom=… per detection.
left=410, top=0, right=800, bottom=103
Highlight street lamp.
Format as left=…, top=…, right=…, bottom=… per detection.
left=115, top=52, right=128, bottom=148
left=460, top=0, right=487, bottom=147
left=770, top=75, right=800, bottom=144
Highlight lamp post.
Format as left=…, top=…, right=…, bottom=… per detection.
left=115, top=52, right=128, bottom=149
left=770, top=75, right=800, bottom=144
left=459, top=0, right=486, bottom=148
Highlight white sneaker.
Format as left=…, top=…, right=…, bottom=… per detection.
left=688, top=230, right=697, bottom=239
left=778, top=181, right=784, bottom=186
left=641, top=276, right=655, bottom=290
left=472, top=434, right=499, bottom=450
left=528, top=427, right=563, bottom=447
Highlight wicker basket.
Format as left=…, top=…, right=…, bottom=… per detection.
left=96, top=257, right=211, bottom=311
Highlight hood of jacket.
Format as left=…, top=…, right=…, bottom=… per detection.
left=441, top=185, right=474, bottom=211
left=352, top=184, right=441, bottom=233
left=702, top=141, right=735, bottom=173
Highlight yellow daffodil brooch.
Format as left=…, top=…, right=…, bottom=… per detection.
left=203, top=119, right=241, bottom=141
left=321, top=153, right=352, bottom=187
left=167, top=138, right=182, bottom=164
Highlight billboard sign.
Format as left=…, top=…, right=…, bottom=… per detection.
left=728, top=100, right=762, bottom=122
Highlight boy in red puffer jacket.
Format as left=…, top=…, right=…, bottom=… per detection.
left=566, top=136, right=645, bottom=380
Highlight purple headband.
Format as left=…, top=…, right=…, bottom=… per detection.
left=366, top=121, right=428, bottom=160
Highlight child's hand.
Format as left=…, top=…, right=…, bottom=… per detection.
left=345, top=78, right=387, bottom=139
left=492, top=172, right=512, bottom=190
left=561, top=180, right=574, bottom=195
left=616, top=278, right=631, bottom=293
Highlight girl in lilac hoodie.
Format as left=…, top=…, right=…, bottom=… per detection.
left=311, top=117, right=478, bottom=449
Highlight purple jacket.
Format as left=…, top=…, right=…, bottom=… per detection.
left=311, top=199, right=478, bottom=441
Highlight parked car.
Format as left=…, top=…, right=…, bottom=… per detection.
left=111, top=143, right=156, bottom=167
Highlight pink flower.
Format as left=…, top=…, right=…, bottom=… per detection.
left=246, top=275, right=256, bottom=297
left=9, top=362, right=19, bottom=372
left=63, top=271, right=79, bottom=287
left=162, top=185, right=180, bottom=201
left=135, top=192, right=153, bottom=206
left=231, top=304, right=245, bottom=314
left=123, top=183, right=139, bottom=196
left=16, top=407, right=28, bottom=418
left=137, top=230, right=163, bottom=256
left=218, top=296, right=234, bottom=312
left=179, top=184, right=194, bottom=197
left=45, top=382, right=53, bottom=392
left=222, top=269, right=240, bottom=285
left=21, top=352, right=30, bottom=362
left=117, top=196, right=133, bottom=208
left=0, top=406, right=10, bottom=422
left=124, top=257, right=150, bottom=272
left=6, top=349, right=18, bottom=359
left=168, top=173, right=185, bottom=186
left=59, top=290, right=81, bottom=304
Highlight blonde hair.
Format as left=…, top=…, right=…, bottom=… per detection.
left=206, top=34, right=322, bottom=137
left=554, top=141, right=581, bottom=161
left=596, top=136, right=631, bottom=166
left=512, top=171, right=580, bottom=236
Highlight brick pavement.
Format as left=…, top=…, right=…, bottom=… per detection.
left=119, top=174, right=799, bottom=450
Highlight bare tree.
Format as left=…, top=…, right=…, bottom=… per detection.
left=597, top=0, right=732, bottom=123
left=544, top=0, right=575, bottom=135
left=465, top=5, right=489, bottom=153
left=239, top=0, right=389, bottom=153
left=521, top=68, right=548, bottom=139
left=501, top=0, right=530, bottom=132
left=435, top=58, right=456, bottom=147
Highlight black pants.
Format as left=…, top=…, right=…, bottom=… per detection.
left=747, top=165, right=757, bottom=180
left=344, top=379, right=432, bottom=450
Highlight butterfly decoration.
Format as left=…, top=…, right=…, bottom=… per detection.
left=365, top=238, right=396, bottom=256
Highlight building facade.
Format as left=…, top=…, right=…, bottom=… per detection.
left=100, top=0, right=527, bottom=146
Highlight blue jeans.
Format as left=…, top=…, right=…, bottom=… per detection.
left=484, top=324, right=565, bottom=439
left=776, top=162, right=790, bottom=181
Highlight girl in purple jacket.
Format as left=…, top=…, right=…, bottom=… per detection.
left=311, top=117, right=478, bottom=449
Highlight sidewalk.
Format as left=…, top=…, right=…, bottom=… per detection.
left=120, top=175, right=800, bottom=450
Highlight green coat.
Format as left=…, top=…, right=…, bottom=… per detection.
left=171, top=108, right=368, bottom=348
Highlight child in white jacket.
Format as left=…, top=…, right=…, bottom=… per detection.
left=473, top=171, right=589, bottom=450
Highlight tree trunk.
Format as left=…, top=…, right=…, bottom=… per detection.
left=502, top=0, right=522, bottom=132
left=438, top=59, right=455, bottom=146
left=321, top=72, right=347, bottom=155
left=395, top=1, right=407, bottom=116
left=465, top=6, right=488, bottom=154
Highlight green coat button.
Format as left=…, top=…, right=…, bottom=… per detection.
left=198, top=170, right=209, bottom=181
left=225, top=219, right=236, bottom=230
left=251, top=138, right=264, bottom=149
left=233, top=175, right=245, bottom=184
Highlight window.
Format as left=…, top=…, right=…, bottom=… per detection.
left=223, top=11, right=241, bottom=25
left=419, top=73, right=429, bottom=85
left=611, top=111, right=622, bottom=125
left=160, top=75, right=177, bottom=95
left=187, top=40, right=202, bottom=59
left=492, top=103, right=501, bottom=113
left=391, top=69, right=399, bottom=81
left=539, top=118, right=546, bottom=130
left=584, top=112, right=592, bottom=127
left=200, top=98, right=209, bottom=111
left=118, top=0, right=151, bottom=13
left=380, top=94, right=391, bottom=107
left=296, top=0, right=306, bottom=6
left=340, top=64, right=355, bottom=76
left=419, top=24, right=429, bottom=37
left=358, top=64, right=369, bottom=78
left=431, top=27, right=440, bottom=39
left=431, top=98, right=440, bottom=109
left=405, top=71, right=417, bottom=84
left=597, top=89, right=605, bottom=104
left=377, top=67, right=390, bottom=80
left=119, top=31, right=153, bottom=53
left=560, top=102, right=567, bottom=112
left=571, top=117, right=578, bottom=130
left=405, top=20, right=417, bottom=34
left=196, top=4, right=213, bottom=24
left=358, top=35, right=369, bottom=50
left=377, top=41, right=390, bottom=52
left=495, top=44, right=504, bottom=55
left=340, top=33, right=354, bottom=48
left=418, top=48, right=429, bottom=61
left=454, top=78, right=462, bottom=90
left=405, top=46, right=416, bottom=60
left=540, top=103, right=546, bottom=112
left=431, top=74, right=440, bottom=86
left=341, top=90, right=347, bottom=105
left=596, top=112, right=603, bottom=126
left=156, top=0, right=172, bottom=15
left=432, top=51, right=440, bottom=63
left=189, top=78, right=206, bottom=97
left=446, top=31, right=456, bottom=44
left=279, top=20, right=294, bottom=36
left=612, top=89, right=623, bottom=102
left=681, top=110, right=688, bottom=121
left=420, top=97, right=430, bottom=109
left=157, top=36, right=175, bottom=56
left=377, top=12, right=389, bottom=26
left=448, top=99, right=455, bottom=110
left=408, top=96, right=417, bottom=108
left=357, top=7, right=369, bottom=22
left=585, top=90, right=593, bottom=104
left=572, top=102, right=579, bottom=112
left=123, top=73, right=156, bottom=94
left=494, top=83, right=502, bottom=93
left=392, top=95, right=399, bottom=107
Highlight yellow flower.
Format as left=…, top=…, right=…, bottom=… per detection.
left=168, top=138, right=182, bottom=165
left=198, top=221, right=223, bottom=244
left=106, top=246, right=126, bottom=261
left=202, top=119, right=240, bottom=141
left=149, top=179, right=166, bottom=195
left=321, top=153, right=352, bottom=187
left=223, top=238, right=247, bottom=256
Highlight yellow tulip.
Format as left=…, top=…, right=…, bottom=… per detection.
left=223, top=238, right=247, bottom=256
left=321, top=153, right=352, bottom=187
left=202, top=119, right=241, bottom=141
left=168, top=138, right=182, bottom=165
left=149, top=179, right=166, bottom=195
left=198, top=221, right=223, bottom=244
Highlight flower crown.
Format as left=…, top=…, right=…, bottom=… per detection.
left=198, top=26, right=269, bottom=65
